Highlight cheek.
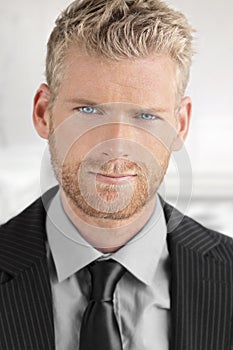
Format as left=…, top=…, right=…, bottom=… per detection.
left=49, top=117, right=109, bottom=163
left=136, top=132, right=171, bottom=164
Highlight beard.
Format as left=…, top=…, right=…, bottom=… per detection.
left=48, top=122, right=169, bottom=220
left=59, top=160, right=152, bottom=220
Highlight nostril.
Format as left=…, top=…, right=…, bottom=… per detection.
left=102, top=151, right=129, bottom=158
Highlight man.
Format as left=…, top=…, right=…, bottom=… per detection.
left=0, top=1, right=232, bottom=349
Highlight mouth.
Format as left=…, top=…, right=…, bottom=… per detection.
left=90, top=172, right=137, bottom=184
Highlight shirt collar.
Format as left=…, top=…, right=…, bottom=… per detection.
left=111, top=195, right=167, bottom=285
left=46, top=191, right=167, bottom=285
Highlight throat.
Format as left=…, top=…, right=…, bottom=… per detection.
left=60, top=188, right=156, bottom=252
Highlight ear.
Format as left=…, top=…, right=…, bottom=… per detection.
left=33, top=83, right=51, bottom=139
left=171, top=96, right=192, bottom=151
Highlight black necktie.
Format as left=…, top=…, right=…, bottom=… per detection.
left=79, top=259, right=126, bottom=350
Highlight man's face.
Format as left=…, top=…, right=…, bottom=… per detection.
left=45, top=48, right=190, bottom=220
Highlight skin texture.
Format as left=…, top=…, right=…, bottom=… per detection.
left=33, top=48, right=192, bottom=252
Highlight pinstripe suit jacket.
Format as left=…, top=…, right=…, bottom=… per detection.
left=0, top=186, right=233, bottom=350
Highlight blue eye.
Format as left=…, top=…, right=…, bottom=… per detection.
left=79, top=106, right=97, bottom=114
left=139, top=113, right=157, bottom=120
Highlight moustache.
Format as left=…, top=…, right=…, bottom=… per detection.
left=79, top=158, right=146, bottom=176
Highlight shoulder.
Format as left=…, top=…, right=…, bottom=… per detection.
left=160, top=197, right=233, bottom=261
left=0, top=187, right=59, bottom=277
left=180, top=209, right=232, bottom=247
left=0, top=196, right=44, bottom=243
left=0, top=186, right=59, bottom=241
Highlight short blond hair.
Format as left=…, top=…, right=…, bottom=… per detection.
left=46, top=0, right=194, bottom=104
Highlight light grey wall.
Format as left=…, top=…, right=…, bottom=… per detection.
left=0, top=0, right=71, bottom=147
left=168, top=0, right=233, bottom=175
left=0, top=0, right=233, bottom=233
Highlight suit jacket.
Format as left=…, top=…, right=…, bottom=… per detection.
left=0, top=186, right=233, bottom=350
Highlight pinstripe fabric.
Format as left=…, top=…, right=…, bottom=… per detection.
left=0, top=186, right=233, bottom=350
left=161, top=197, right=233, bottom=350
left=0, top=190, right=55, bottom=350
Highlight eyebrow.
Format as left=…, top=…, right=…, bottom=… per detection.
left=132, top=106, right=168, bottom=115
left=65, top=98, right=100, bottom=106
left=65, top=98, right=168, bottom=115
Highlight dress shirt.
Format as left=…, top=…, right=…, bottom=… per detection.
left=46, top=191, right=170, bottom=350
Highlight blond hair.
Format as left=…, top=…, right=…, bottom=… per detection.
left=46, top=0, right=194, bottom=104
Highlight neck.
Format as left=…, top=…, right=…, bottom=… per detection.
left=60, top=189, right=156, bottom=253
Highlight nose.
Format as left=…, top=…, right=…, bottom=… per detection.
left=102, top=123, right=130, bottom=158
left=102, top=140, right=129, bottom=158
left=108, top=122, right=128, bottom=139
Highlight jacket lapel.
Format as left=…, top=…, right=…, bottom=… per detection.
left=163, top=200, right=233, bottom=350
left=0, top=187, right=57, bottom=350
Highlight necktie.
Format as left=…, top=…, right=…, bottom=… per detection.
left=79, top=259, right=126, bottom=350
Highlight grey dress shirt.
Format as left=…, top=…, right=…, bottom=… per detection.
left=46, top=191, right=170, bottom=350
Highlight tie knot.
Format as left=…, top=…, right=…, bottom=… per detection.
left=88, top=259, right=125, bottom=302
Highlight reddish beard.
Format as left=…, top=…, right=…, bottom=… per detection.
left=59, top=159, right=152, bottom=220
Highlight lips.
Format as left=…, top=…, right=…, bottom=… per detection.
left=98, top=173, right=136, bottom=178
left=92, top=172, right=137, bottom=184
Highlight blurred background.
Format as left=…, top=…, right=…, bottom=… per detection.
left=0, top=0, right=233, bottom=236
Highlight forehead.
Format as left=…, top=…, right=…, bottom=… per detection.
left=57, top=48, right=178, bottom=108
